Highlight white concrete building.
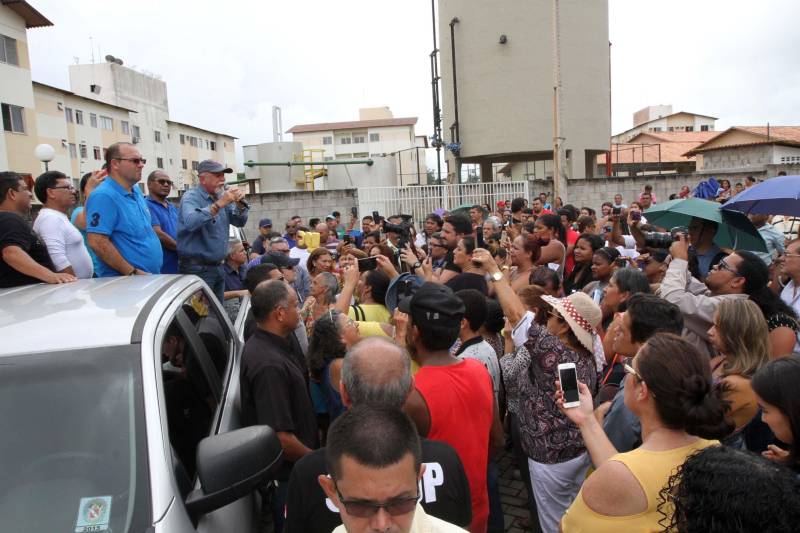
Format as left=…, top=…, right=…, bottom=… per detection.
left=1, top=1, right=237, bottom=193
left=0, top=0, right=51, bottom=176
left=613, top=106, right=717, bottom=143
left=32, top=81, right=135, bottom=181
left=287, top=107, right=428, bottom=187
left=69, top=61, right=237, bottom=191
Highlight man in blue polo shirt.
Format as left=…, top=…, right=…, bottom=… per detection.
left=145, top=170, right=179, bottom=273
left=177, top=159, right=249, bottom=303
left=86, top=142, right=163, bottom=276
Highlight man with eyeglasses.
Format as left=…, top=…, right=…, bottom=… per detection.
left=145, top=170, right=179, bottom=273
left=661, top=233, right=750, bottom=358
left=0, top=172, right=74, bottom=287
left=177, top=159, right=249, bottom=303
left=32, top=170, right=93, bottom=279
left=86, top=142, right=163, bottom=277
left=318, top=405, right=465, bottom=533
left=285, top=337, right=471, bottom=533
left=270, top=237, right=310, bottom=303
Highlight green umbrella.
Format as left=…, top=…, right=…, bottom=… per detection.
left=643, top=197, right=767, bottom=252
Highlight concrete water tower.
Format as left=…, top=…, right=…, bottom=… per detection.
left=437, top=0, right=610, bottom=194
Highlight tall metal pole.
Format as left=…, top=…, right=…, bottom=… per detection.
left=551, top=0, right=564, bottom=201
left=430, top=0, right=442, bottom=185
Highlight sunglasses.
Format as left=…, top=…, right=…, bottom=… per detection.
left=623, top=363, right=644, bottom=383
left=115, top=157, right=147, bottom=165
left=156, top=178, right=173, bottom=186
left=335, top=485, right=418, bottom=518
left=713, top=259, right=739, bottom=276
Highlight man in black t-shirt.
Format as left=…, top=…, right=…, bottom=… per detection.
left=0, top=172, right=74, bottom=288
left=240, top=280, right=318, bottom=533
left=435, top=214, right=472, bottom=285
left=284, top=337, right=472, bottom=533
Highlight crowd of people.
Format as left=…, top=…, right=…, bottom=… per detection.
left=2, top=142, right=800, bottom=533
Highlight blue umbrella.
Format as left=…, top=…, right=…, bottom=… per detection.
left=723, top=175, right=800, bottom=216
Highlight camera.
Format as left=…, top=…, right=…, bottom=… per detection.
left=612, top=206, right=622, bottom=215
left=630, top=211, right=641, bottom=222
left=643, top=226, right=688, bottom=249
left=383, top=219, right=413, bottom=251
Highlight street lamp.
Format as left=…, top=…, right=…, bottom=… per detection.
left=34, top=143, right=55, bottom=171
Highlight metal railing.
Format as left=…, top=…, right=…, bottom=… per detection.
left=357, top=181, right=529, bottom=223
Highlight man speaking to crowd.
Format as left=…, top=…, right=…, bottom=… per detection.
left=177, top=159, right=249, bottom=303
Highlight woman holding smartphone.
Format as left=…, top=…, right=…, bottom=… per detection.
left=474, top=245, right=604, bottom=533
left=557, top=333, right=731, bottom=532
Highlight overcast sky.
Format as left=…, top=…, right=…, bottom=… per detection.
left=27, top=0, right=800, bottom=166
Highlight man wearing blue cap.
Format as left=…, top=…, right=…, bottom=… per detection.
left=177, top=159, right=249, bottom=303
left=249, top=217, right=273, bottom=258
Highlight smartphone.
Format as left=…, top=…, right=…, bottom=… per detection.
left=372, top=211, right=380, bottom=222
left=358, top=256, right=378, bottom=272
left=351, top=206, right=358, bottom=217
left=630, top=211, right=642, bottom=222
left=558, top=363, right=580, bottom=408
left=342, top=234, right=351, bottom=245
left=612, top=206, right=622, bottom=215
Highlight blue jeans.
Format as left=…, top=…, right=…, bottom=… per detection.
left=180, top=263, right=224, bottom=304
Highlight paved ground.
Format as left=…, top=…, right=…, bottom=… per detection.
left=496, top=449, right=536, bottom=533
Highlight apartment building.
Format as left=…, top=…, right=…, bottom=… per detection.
left=69, top=61, right=237, bottom=191
left=612, top=105, right=717, bottom=143
left=0, top=1, right=236, bottom=193
left=287, top=107, right=428, bottom=186
left=0, top=0, right=50, bottom=176
left=32, top=81, right=134, bottom=181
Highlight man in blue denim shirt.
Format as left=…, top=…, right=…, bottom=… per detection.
left=177, top=160, right=248, bottom=303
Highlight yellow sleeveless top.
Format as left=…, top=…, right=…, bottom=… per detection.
left=561, top=439, right=718, bottom=532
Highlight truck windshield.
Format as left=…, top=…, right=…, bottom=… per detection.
left=0, top=345, right=150, bottom=533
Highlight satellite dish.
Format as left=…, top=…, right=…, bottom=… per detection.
left=114, top=58, right=123, bottom=65
left=105, top=54, right=115, bottom=63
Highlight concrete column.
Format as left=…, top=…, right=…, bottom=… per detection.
left=480, top=160, right=493, bottom=182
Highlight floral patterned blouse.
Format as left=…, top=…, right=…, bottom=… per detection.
left=514, top=321, right=598, bottom=464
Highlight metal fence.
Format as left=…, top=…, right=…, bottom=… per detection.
left=357, top=181, right=530, bottom=224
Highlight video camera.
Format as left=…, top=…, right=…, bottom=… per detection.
left=383, top=214, right=414, bottom=251
left=643, top=226, right=688, bottom=249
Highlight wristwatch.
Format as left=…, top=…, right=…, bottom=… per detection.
left=488, top=271, right=503, bottom=283
left=412, top=261, right=422, bottom=270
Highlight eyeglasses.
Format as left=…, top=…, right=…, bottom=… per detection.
left=713, top=259, right=739, bottom=276
left=547, top=310, right=561, bottom=321
left=335, top=484, right=418, bottom=518
left=156, top=179, right=173, bottom=186
left=115, top=157, right=147, bottom=165
left=784, top=252, right=800, bottom=258
left=49, top=184, right=75, bottom=191
left=429, top=243, right=447, bottom=249
left=623, top=363, right=644, bottom=383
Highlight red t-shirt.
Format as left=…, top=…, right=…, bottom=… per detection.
left=414, top=359, right=494, bottom=533
left=564, top=228, right=580, bottom=275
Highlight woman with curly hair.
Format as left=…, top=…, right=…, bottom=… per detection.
left=558, top=333, right=731, bottom=532
left=300, top=271, right=339, bottom=335
left=658, top=445, right=800, bottom=533
left=307, top=310, right=361, bottom=422
left=306, top=247, right=334, bottom=277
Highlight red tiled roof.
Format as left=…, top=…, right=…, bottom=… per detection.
left=629, top=131, right=721, bottom=143
left=598, top=141, right=702, bottom=165
left=287, top=117, right=417, bottom=134
left=684, top=126, right=800, bottom=156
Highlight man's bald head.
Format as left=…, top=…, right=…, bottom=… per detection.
left=341, top=337, right=412, bottom=409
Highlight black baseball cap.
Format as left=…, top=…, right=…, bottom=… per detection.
left=398, top=282, right=465, bottom=326
left=261, top=251, right=300, bottom=269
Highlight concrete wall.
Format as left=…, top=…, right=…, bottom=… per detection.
left=239, top=188, right=358, bottom=237
left=700, top=145, right=774, bottom=173
left=438, top=0, right=610, bottom=179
